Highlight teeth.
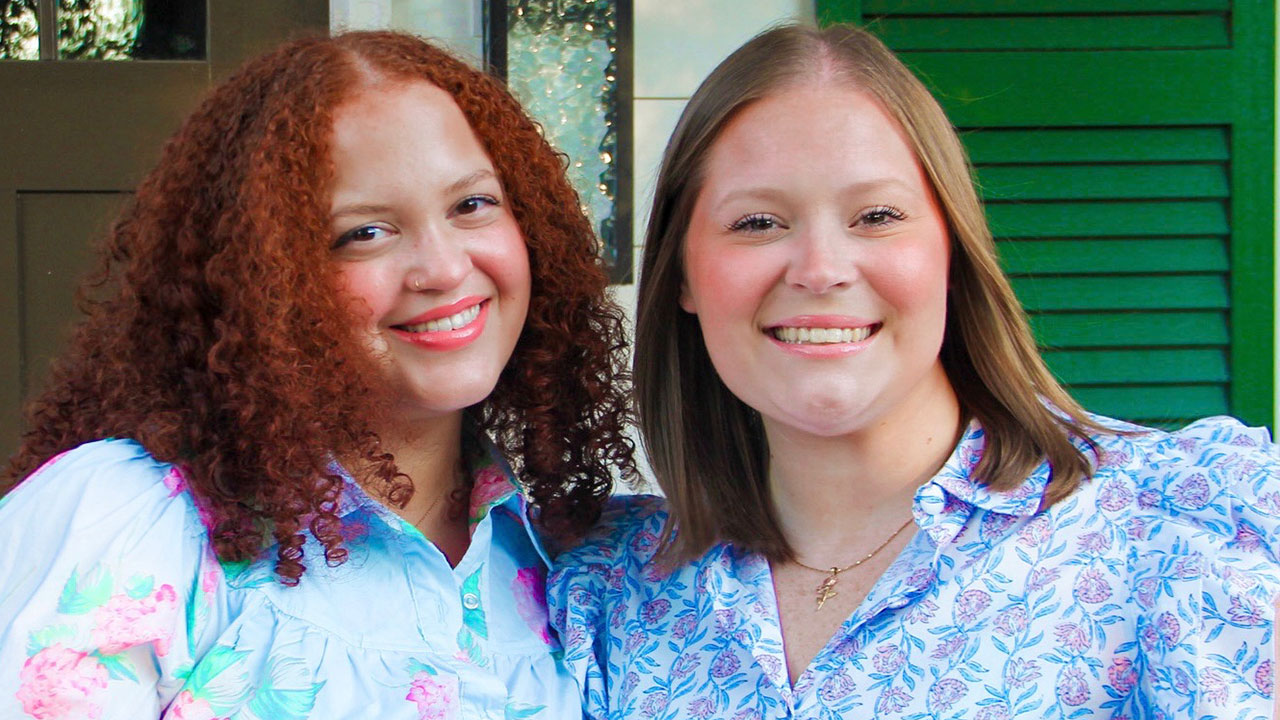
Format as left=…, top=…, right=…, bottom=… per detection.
left=401, top=303, right=481, bottom=333
left=770, top=325, right=873, bottom=344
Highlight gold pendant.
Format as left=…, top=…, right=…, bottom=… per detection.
left=815, top=568, right=840, bottom=610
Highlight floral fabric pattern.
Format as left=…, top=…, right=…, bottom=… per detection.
left=0, top=438, right=578, bottom=719
left=550, top=416, right=1280, bottom=719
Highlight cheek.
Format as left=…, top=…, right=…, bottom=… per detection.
left=334, top=265, right=396, bottom=326
left=682, top=242, right=771, bottom=321
left=868, top=234, right=950, bottom=321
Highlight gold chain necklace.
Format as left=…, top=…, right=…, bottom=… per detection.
left=792, top=517, right=915, bottom=610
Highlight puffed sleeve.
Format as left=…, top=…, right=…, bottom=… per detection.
left=548, top=494, right=668, bottom=720
left=0, top=439, right=232, bottom=720
left=1123, top=418, right=1280, bottom=715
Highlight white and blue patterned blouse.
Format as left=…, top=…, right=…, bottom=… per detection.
left=0, top=437, right=581, bottom=720
left=549, top=416, right=1280, bottom=719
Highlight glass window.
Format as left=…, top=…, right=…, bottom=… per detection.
left=489, top=0, right=632, bottom=281
left=1, top=1, right=39, bottom=60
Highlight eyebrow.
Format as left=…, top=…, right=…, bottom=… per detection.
left=717, top=177, right=923, bottom=205
left=330, top=169, right=500, bottom=220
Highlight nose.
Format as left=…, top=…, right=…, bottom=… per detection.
left=784, top=227, right=854, bottom=293
left=405, top=230, right=472, bottom=292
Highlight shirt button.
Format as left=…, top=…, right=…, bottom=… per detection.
left=462, top=592, right=481, bottom=610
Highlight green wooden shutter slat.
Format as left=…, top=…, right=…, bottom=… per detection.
left=909, top=51, right=1233, bottom=126
left=1043, top=348, right=1226, bottom=384
left=987, top=200, right=1227, bottom=238
left=862, top=0, right=1229, bottom=14
left=1070, top=385, right=1229, bottom=423
left=1029, top=311, right=1227, bottom=348
left=1012, top=275, right=1228, bottom=311
left=978, top=165, right=1227, bottom=201
left=999, top=239, right=1228, bottom=274
left=963, top=128, right=1229, bottom=164
left=873, top=16, right=1226, bottom=52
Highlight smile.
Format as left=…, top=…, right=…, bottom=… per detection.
left=769, top=324, right=878, bottom=345
left=397, top=303, right=481, bottom=333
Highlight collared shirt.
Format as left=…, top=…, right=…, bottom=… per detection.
left=549, top=416, right=1280, bottom=719
left=0, top=437, right=580, bottom=720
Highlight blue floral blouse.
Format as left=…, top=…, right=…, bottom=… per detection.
left=0, top=437, right=581, bottom=720
left=549, top=416, right=1280, bottom=719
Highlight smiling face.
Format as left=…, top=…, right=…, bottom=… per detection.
left=328, top=79, right=530, bottom=427
left=679, top=83, right=955, bottom=440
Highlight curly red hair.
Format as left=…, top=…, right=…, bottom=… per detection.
left=3, top=31, right=636, bottom=583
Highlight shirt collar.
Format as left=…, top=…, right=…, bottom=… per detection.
left=912, top=419, right=1050, bottom=544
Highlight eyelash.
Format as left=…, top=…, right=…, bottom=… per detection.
left=726, top=214, right=781, bottom=233
left=857, top=205, right=906, bottom=227
left=331, top=194, right=502, bottom=249
left=451, top=194, right=500, bottom=217
left=331, top=224, right=390, bottom=250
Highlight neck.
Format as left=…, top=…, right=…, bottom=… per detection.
left=765, top=368, right=962, bottom=563
left=369, top=412, right=469, bottom=552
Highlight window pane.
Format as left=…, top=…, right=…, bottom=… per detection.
left=505, top=0, right=627, bottom=276
left=58, top=0, right=205, bottom=60
left=0, top=0, right=40, bottom=60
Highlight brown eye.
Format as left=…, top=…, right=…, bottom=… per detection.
left=452, top=195, right=499, bottom=216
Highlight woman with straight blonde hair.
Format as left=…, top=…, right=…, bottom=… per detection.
left=550, top=23, right=1280, bottom=718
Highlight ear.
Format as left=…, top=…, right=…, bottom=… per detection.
left=678, top=281, right=697, bottom=314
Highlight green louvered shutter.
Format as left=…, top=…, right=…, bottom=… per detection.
left=818, top=0, right=1275, bottom=428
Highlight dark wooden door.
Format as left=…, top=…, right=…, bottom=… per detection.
left=0, top=0, right=328, bottom=459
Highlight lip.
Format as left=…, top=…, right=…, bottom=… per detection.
left=391, top=297, right=489, bottom=351
left=763, top=315, right=881, bottom=357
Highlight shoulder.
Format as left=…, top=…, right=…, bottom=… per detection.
left=555, top=493, right=670, bottom=569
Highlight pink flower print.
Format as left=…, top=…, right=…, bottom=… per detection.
left=1137, top=489, right=1162, bottom=509
left=979, top=512, right=1017, bottom=541
left=993, top=606, right=1029, bottom=637
left=468, top=466, right=511, bottom=521
left=818, top=668, right=857, bottom=702
left=406, top=671, right=458, bottom=720
left=91, top=584, right=179, bottom=656
left=1125, top=517, right=1148, bottom=540
left=639, top=691, right=668, bottom=717
left=1134, top=577, right=1161, bottom=609
left=975, top=705, right=1011, bottom=720
left=620, top=671, right=639, bottom=698
left=511, top=568, right=551, bottom=644
left=1139, top=624, right=1162, bottom=653
left=831, top=635, right=862, bottom=659
left=623, top=630, right=647, bottom=654
left=1108, top=656, right=1138, bottom=694
left=1097, top=479, right=1133, bottom=511
left=162, top=467, right=189, bottom=497
left=904, top=567, right=935, bottom=591
left=1259, top=491, right=1280, bottom=515
left=1056, top=667, right=1090, bottom=706
left=1255, top=660, right=1274, bottom=697
left=1156, top=611, right=1181, bottom=647
left=670, top=613, right=697, bottom=640
left=1170, top=473, right=1210, bottom=509
left=16, top=644, right=109, bottom=720
left=1078, top=531, right=1111, bottom=553
left=1016, top=516, right=1051, bottom=547
left=640, top=599, right=671, bottom=625
left=730, top=709, right=762, bottom=720
left=876, top=687, right=911, bottom=714
left=687, top=696, right=716, bottom=719
left=1228, top=595, right=1266, bottom=625
left=1072, top=568, right=1112, bottom=604
left=1027, top=566, right=1061, bottom=592
left=709, top=649, right=740, bottom=679
left=628, top=530, right=659, bottom=556
left=1235, top=523, right=1265, bottom=551
left=165, top=690, right=226, bottom=720
left=931, top=634, right=967, bottom=659
left=714, top=608, right=738, bottom=635
left=1200, top=669, right=1229, bottom=705
left=1005, top=658, right=1041, bottom=688
left=757, top=654, right=783, bottom=684
left=955, top=588, right=991, bottom=623
left=872, top=644, right=906, bottom=674
left=928, top=678, right=967, bottom=712
left=1054, top=623, right=1090, bottom=653
left=907, top=598, right=938, bottom=623
left=671, top=652, right=701, bottom=679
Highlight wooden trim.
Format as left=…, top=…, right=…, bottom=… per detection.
left=0, top=189, right=22, bottom=457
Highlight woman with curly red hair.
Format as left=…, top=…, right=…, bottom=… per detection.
left=0, top=31, right=634, bottom=719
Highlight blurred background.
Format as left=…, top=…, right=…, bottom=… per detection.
left=0, top=0, right=1274, bottom=462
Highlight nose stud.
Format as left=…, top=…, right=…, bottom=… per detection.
left=412, top=278, right=423, bottom=291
